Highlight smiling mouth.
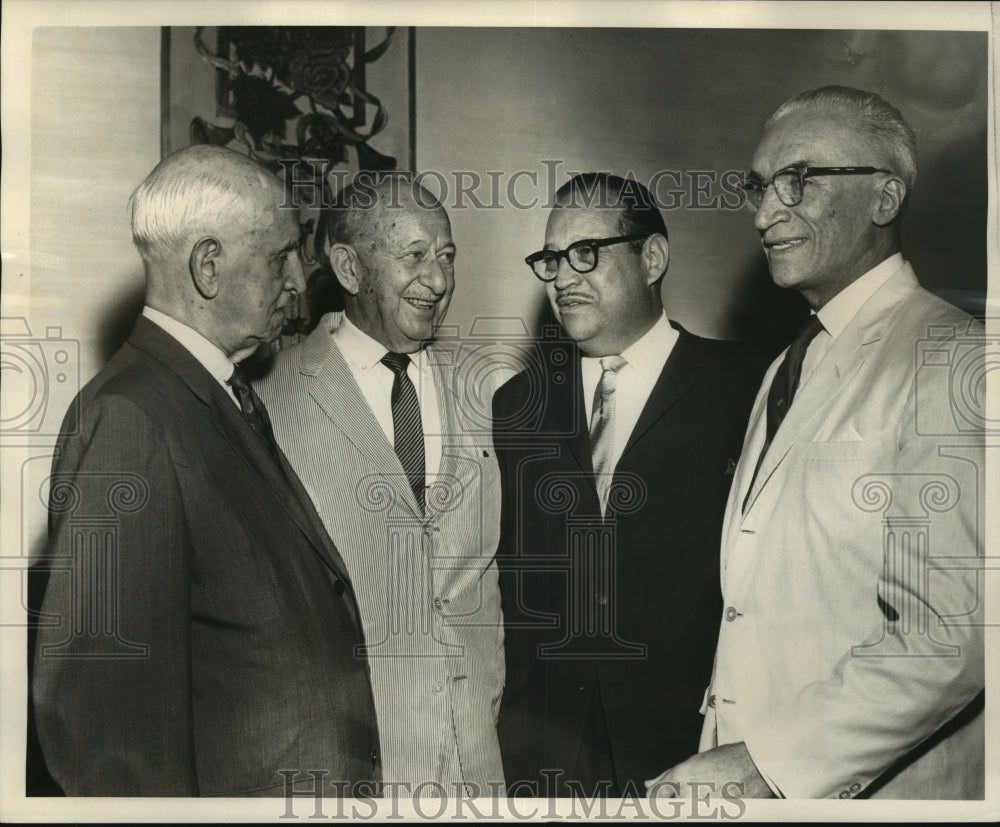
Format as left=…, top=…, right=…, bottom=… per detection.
left=556, top=294, right=593, bottom=307
left=764, top=238, right=807, bottom=252
left=403, top=296, right=438, bottom=311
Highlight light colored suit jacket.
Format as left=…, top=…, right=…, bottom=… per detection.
left=260, top=313, right=504, bottom=793
left=701, top=262, right=985, bottom=799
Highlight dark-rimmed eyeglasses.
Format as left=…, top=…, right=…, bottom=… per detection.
left=741, top=166, right=894, bottom=211
left=525, top=235, right=648, bottom=282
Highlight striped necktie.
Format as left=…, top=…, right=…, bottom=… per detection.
left=381, top=351, right=426, bottom=512
left=589, top=355, right=627, bottom=515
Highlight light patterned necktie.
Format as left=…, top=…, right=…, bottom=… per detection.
left=381, top=351, right=426, bottom=512
left=589, top=355, right=628, bottom=514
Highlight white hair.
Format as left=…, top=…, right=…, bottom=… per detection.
left=129, top=144, right=282, bottom=263
left=767, top=85, right=918, bottom=191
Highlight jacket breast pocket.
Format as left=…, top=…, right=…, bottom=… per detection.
left=801, top=438, right=885, bottom=462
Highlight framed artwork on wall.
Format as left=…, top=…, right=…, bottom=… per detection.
left=161, top=25, right=416, bottom=343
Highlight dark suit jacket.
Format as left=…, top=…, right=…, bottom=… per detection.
left=31, top=317, right=381, bottom=796
left=492, top=322, right=767, bottom=794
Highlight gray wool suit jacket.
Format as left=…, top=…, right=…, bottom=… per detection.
left=32, top=316, right=381, bottom=796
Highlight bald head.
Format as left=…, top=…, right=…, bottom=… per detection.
left=324, top=174, right=445, bottom=256
left=324, top=173, right=455, bottom=354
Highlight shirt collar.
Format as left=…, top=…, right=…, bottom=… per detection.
left=816, top=253, right=904, bottom=341
left=581, top=311, right=675, bottom=372
left=142, top=306, right=235, bottom=385
left=335, top=314, right=428, bottom=373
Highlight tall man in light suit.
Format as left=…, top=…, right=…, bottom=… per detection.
left=260, top=176, right=504, bottom=795
left=31, top=145, right=381, bottom=796
left=650, top=86, right=986, bottom=799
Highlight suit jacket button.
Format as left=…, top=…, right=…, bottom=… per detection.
left=333, top=578, right=345, bottom=595
left=578, top=683, right=589, bottom=693
left=708, top=694, right=716, bottom=708
left=596, top=593, right=608, bottom=606
left=725, top=606, right=739, bottom=621
left=849, top=783, right=861, bottom=793
left=838, top=790, right=850, bottom=799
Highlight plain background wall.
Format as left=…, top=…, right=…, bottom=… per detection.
left=415, top=28, right=988, bottom=346
left=29, top=28, right=161, bottom=385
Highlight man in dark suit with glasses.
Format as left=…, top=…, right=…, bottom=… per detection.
left=492, top=172, right=767, bottom=797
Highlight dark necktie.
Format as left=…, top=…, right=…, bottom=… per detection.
left=743, top=314, right=824, bottom=512
left=381, top=351, right=426, bottom=512
left=589, top=355, right=627, bottom=515
left=227, top=365, right=283, bottom=466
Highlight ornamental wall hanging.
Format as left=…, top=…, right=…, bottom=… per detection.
left=163, top=26, right=415, bottom=345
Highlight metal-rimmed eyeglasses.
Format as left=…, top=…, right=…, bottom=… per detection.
left=525, top=234, right=648, bottom=282
left=741, top=165, right=894, bottom=211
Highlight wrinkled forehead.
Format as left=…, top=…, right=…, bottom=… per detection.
left=368, top=195, right=452, bottom=245
left=544, top=204, right=620, bottom=247
left=751, top=109, right=875, bottom=177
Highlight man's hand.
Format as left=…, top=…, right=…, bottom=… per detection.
left=644, top=742, right=774, bottom=799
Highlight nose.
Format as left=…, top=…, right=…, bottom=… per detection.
left=551, top=257, right=581, bottom=290
left=753, top=185, right=789, bottom=233
left=420, top=256, right=450, bottom=296
left=285, top=250, right=307, bottom=295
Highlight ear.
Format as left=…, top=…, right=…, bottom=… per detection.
left=189, top=236, right=221, bottom=299
left=872, top=176, right=907, bottom=227
left=642, top=234, right=669, bottom=286
left=329, top=243, right=362, bottom=296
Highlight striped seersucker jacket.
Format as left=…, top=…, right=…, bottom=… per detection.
left=259, top=312, right=505, bottom=795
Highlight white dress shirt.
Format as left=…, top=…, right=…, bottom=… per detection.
left=799, top=253, right=904, bottom=389
left=332, top=315, right=443, bottom=484
left=142, top=306, right=240, bottom=407
left=580, top=311, right=679, bottom=479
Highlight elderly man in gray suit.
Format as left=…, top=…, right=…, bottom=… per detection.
left=260, top=174, right=504, bottom=797
left=31, top=145, right=380, bottom=796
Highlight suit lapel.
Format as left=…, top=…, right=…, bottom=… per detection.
left=300, top=325, right=424, bottom=520
left=620, top=324, right=701, bottom=461
left=553, top=351, right=595, bottom=475
left=128, top=317, right=351, bottom=580
left=208, top=389, right=341, bottom=550
left=741, top=264, right=921, bottom=514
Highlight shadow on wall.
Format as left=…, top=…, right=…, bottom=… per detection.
left=95, top=277, right=146, bottom=366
